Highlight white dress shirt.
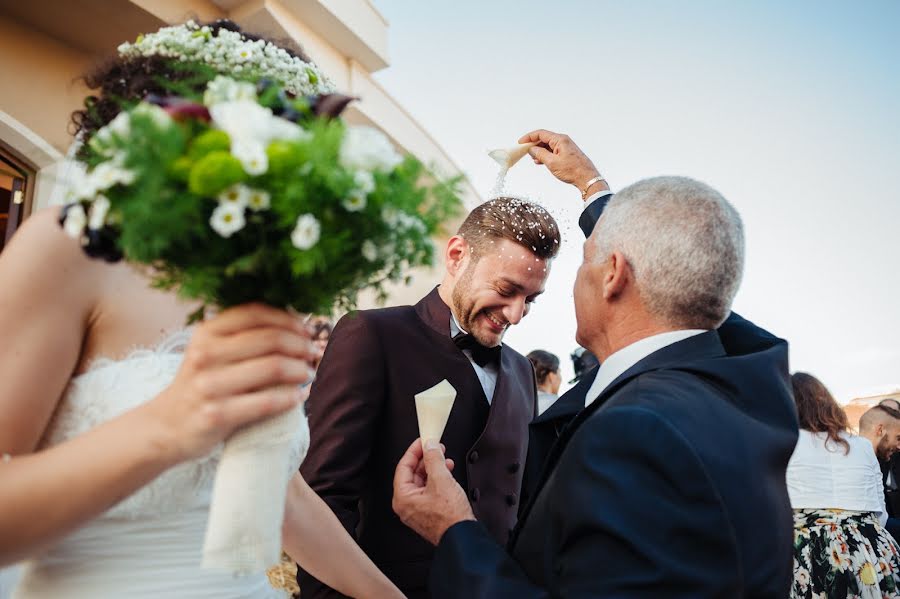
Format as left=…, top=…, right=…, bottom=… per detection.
left=537, top=391, right=559, bottom=415
left=450, top=316, right=498, bottom=403
left=583, top=329, right=707, bottom=408
left=787, top=430, right=887, bottom=524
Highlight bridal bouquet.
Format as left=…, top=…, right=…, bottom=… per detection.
left=60, top=23, right=461, bottom=575
left=62, top=76, right=459, bottom=321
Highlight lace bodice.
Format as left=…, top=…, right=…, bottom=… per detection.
left=39, top=329, right=217, bottom=518
left=12, top=329, right=309, bottom=598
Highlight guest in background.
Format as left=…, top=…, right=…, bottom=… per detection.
left=310, top=318, right=333, bottom=369
left=787, top=372, right=900, bottom=598
left=861, top=397, right=900, bottom=542
left=568, top=346, right=598, bottom=384
left=526, top=350, right=561, bottom=414
left=858, top=399, right=900, bottom=464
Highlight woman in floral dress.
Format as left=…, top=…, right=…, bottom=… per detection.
left=787, top=372, right=900, bottom=598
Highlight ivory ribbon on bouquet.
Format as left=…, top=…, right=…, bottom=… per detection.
left=202, top=398, right=307, bottom=575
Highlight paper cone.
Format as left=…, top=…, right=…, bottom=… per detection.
left=488, top=142, right=537, bottom=170
left=414, top=379, right=457, bottom=448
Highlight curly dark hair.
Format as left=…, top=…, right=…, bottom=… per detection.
left=70, top=19, right=312, bottom=154
left=792, top=372, right=850, bottom=455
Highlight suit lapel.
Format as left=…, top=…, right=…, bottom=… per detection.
left=513, top=331, right=726, bottom=541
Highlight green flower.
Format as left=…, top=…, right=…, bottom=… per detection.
left=188, top=129, right=231, bottom=161
left=188, top=151, right=246, bottom=196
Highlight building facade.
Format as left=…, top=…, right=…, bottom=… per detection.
left=0, top=0, right=475, bottom=303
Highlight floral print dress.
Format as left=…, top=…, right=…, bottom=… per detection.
left=791, top=509, right=900, bottom=598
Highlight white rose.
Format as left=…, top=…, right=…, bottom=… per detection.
left=291, top=214, right=321, bottom=250
left=339, top=126, right=403, bottom=173
left=209, top=100, right=308, bottom=176
left=209, top=203, right=246, bottom=238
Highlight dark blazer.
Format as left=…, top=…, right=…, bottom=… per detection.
left=298, top=287, right=537, bottom=598
left=428, top=201, right=800, bottom=598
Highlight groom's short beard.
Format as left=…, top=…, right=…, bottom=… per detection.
left=450, top=261, right=483, bottom=340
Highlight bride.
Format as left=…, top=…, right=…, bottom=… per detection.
left=0, top=20, right=403, bottom=599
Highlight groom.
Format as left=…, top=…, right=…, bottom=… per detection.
left=297, top=197, right=561, bottom=598
left=392, top=136, right=799, bottom=596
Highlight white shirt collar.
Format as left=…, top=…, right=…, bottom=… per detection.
left=449, top=314, right=466, bottom=338
left=583, top=329, right=707, bottom=408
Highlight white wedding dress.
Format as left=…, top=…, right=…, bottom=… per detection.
left=9, top=329, right=309, bottom=598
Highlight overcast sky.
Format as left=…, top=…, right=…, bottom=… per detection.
left=372, top=0, right=899, bottom=400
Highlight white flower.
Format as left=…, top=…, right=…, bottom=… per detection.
left=89, top=161, right=136, bottom=193
left=63, top=204, right=87, bottom=240
left=339, top=126, right=403, bottom=173
left=209, top=100, right=308, bottom=176
left=342, top=190, right=367, bottom=212
left=291, top=214, right=321, bottom=250
left=88, top=196, right=111, bottom=230
left=231, top=141, right=269, bottom=176
left=203, top=75, right=257, bottom=106
left=218, top=184, right=251, bottom=207
left=117, top=21, right=333, bottom=97
left=353, top=170, right=376, bottom=195
left=381, top=206, right=399, bottom=226
left=247, top=189, right=271, bottom=211
left=209, top=203, right=246, bottom=238
left=132, top=102, right=172, bottom=129
left=361, top=240, right=378, bottom=262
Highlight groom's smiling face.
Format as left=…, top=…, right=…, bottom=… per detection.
left=450, top=238, right=549, bottom=348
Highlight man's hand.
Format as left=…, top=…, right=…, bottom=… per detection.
left=392, top=438, right=474, bottom=545
left=519, top=130, right=609, bottom=198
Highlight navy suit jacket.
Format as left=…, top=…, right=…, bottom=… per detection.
left=428, top=196, right=799, bottom=598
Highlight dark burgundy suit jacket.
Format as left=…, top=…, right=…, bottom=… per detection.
left=297, top=287, right=537, bottom=598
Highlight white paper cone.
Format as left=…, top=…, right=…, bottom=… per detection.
left=487, top=142, right=537, bottom=170
left=414, top=379, right=457, bottom=449
left=201, top=399, right=307, bottom=575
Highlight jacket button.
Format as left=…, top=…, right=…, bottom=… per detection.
left=469, top=487, right=480, bottom=502
left=468, top=451, right=479, bottom=464
left=507, top=462, right=520, bottom=474
left=505, top=493, right=518, bottom=506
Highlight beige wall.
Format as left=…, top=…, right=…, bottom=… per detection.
left=0, top=15, right=91, bottom=155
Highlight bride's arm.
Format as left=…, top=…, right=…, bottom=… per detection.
left=0, top=209, right=316, bottom=565
left=283, top=473, right=405, bottom=599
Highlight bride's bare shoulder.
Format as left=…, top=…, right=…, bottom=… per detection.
left=0, top=206, right=108, bottom=291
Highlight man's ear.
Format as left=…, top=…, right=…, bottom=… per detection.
left=877, top=423, right=886, bottom=438
left=602, top=251, right=631, bottom=300
left=445, top=236, right=469, bottom=277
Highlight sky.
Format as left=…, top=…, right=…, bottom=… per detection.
left=371, top=0, right=900, bottom=400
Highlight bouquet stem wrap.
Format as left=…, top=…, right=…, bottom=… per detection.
left=201, top=394, right=307, bottom=575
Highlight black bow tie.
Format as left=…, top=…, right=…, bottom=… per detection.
left=453, top=333, right=501, bottom=367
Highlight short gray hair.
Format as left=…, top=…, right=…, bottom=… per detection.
left=593, top=176, right=744, bottom=329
